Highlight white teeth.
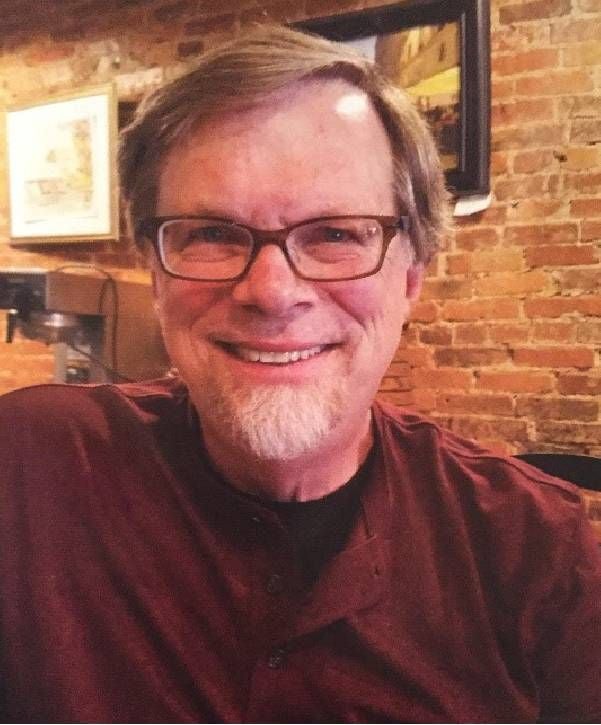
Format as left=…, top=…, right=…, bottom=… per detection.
left=232, top=344, right=324, bottom=364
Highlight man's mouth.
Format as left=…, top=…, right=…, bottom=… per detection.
left=219, top=343, right=327, bottom=364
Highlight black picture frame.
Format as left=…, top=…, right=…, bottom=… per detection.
left=295, top=0, right=490, bottom=197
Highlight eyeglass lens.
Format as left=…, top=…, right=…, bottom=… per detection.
left=159, top=217, right=388, bottom=281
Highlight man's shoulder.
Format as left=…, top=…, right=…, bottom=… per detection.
left=0, top=376, right=188, bottom=435
left=372, top=399, right=582, bottom=508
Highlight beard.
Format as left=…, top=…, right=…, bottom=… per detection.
left=185, top=355, right=350, bottom=461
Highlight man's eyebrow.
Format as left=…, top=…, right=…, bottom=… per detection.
left=183, top=206, right=236, bottom=219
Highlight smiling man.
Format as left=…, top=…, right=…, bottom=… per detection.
left=1, top=26, right=600, bottom=723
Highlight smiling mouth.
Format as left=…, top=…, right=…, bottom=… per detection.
left=219, top=343, right=328, bottom=364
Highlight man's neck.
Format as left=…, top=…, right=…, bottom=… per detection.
left=200, top=411, right=374, bottom=502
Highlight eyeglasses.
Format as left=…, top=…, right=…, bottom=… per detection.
left=137, top=214, right=410, bottom=282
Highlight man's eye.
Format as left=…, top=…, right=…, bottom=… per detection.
left=187, top=225, right=229, bottom=242
left=320, top=227, right=357, bottom=243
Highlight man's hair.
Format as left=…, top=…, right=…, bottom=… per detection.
left=119, top=25, right=449, bottom=264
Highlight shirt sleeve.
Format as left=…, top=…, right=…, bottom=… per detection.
left=537, top=508, right=601, bottom=722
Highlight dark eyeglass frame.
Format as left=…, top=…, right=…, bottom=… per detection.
left=137, top=214, right=410, bottom=283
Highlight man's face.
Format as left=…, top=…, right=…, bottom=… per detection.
left=152, top=79, right=423, bottom=461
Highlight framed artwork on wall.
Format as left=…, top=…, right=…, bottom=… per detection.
left=296, top=0, right=491, bottom=196
left=6, top=85, right=119, bottom=244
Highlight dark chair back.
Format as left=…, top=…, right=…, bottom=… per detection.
left=514, top=453, right=601, bottom=492
left=514, top=454, right=601, bottom=544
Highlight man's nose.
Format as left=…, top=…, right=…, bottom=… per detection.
left=231, top=243, right=318, bottom=315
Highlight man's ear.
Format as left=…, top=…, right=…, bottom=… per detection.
left=406, top=263, right=425, bottom=303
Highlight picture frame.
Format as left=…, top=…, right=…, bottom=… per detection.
left=296, top=0, right=491, bottom=197
left=6, top=84, right=119, bottom=244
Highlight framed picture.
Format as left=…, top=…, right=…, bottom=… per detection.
left=296, top=0, right=491, bottom=196
left=6, top=85, right=118, bottom=244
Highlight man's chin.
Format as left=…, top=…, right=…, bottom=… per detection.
left=193, top=379, right=346, bottom=461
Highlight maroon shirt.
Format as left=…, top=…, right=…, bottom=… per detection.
left=0, top=378, right=599, bottom=722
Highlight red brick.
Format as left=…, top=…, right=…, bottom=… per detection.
left=525, top=245, right=598, bottom=266
left=386, top=361, right=410, bottom=376
left=409, top=389, right=437, bottom=412
left=455, top=324, right=488, bottom=344
left=421, top=278, right=473, bottom=301
left=499, top=0, right=571, bottom=23
left=504, top=223, right=578, bottom=245
left=537, top=421, right=601, bottom=444
left=557, top=373, right=601, bottom=395
left=489, top=324, right=531, bottom=344
left=435, top=348, right=509, bottom=367
left=379, top=376, right=401, bottom=391
left=516, top=70, right=593, bottom=96
left=446, top=254, right=471, bottom=275
left=494, top=175, right=550, bottom=201
left=563, top=172, right=601, bottom=195
left=410, top=301, right=438, bottom=323
left=476, top=371, right=555, bottom=393
left=524, top=295, right=601, bottom=317
left=492, top=124, right=564, bottom=151
left=454, top=206, right=507, bottom=226
left=550, top=18, right=601, bottom=43
left=455, top=227, right=500, bottom=251
left=571, top=198, right=601, bottom=217
left=493, top=49, right=559, bottom=76
left=516, top=396, right=598, bottom=421
left=395, top=347, right=433, bottom=367
left=559, top=94, right=601, bottom=120
left=473, top=270, right=549, bottom=297
left=492, top=78, right=516, bottom=99
left=558, top=269, right=601, bottom=291
left=490, top=151, right=509, bottom=175
left=442, top=298, right=521, bottom=321
left=570, top=120, right=601, bottom=145
left=411, top=367, right=473, bottom=390
left=512, top=150, right=556, bottom=174
left=419, top=326, right=453, bottom=346
left=447, top=416, right=530, bottom=443
left=506, top=199, right=563, bottom=221
left=437, top=393, right=514, bottom=416
left=533, top=321, right=576, bottom=342
left=577, top=321, right=601, bottom=343
left=513, top=346, right=594, bottom=368
left=581, top=221, right=601, bottom=241
left=471, top=250, right=524, bottom=273
left=562, top=147, right=601, bottom=171
left=491, top=23, right=551, bottom=52
left=377, top=391, right=414, bottom=408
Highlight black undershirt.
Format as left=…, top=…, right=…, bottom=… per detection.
left=260, top=451, right=373, bottom=584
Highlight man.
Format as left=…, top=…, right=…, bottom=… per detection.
left=0, top=26, right=599, bottom=723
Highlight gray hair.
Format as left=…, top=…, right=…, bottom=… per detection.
left=119, top=24, right=449, bottom=263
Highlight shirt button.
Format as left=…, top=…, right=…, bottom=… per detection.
left=267, top=648, right=286, bottom=669
left=266, top=573, right=284, bottom=595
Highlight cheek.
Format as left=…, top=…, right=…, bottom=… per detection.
left=153, top=280, right=223, bottom=336
left=330, top=272, right=409, bottom=338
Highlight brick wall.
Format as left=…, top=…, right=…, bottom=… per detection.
left=0, top=0, right=599, bottom=455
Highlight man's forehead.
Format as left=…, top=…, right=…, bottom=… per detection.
left=182, top=78, right=377, bottom=144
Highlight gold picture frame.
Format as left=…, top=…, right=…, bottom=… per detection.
left=6, top=84, right=118, bottom=244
